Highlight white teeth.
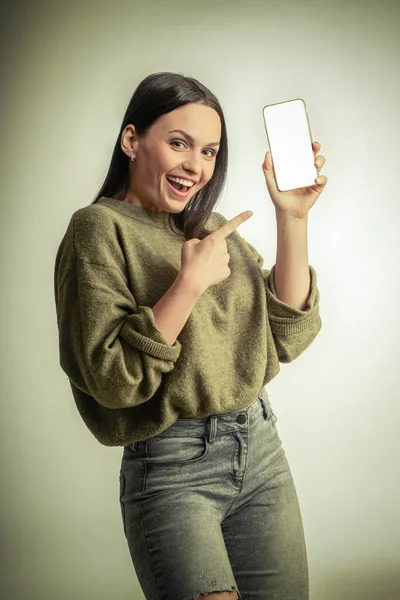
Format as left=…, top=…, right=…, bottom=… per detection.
left=167, top=176, right=194, bottom=187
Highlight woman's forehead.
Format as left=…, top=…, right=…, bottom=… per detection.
left=157, top=104, right=221, bottom=136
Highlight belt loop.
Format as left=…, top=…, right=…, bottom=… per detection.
left=131, top=442, right=138, bottom=452
left=208, top=416, right=217, bottom=444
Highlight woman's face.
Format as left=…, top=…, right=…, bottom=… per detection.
left=121, top=103, right=222, bottom=212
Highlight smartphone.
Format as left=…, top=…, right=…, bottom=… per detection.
left=262, top=99, right=318, bottom=192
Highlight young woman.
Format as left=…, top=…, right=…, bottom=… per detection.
left=54, top=72, right=327, bottom=600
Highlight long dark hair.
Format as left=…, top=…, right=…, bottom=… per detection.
left=91, top=72, right=228, bottom=241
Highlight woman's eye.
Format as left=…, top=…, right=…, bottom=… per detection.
left=171, top=140, right=216, bottom=157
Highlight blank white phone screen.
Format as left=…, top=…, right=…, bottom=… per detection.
left=263, top=99, right=317, bottom=191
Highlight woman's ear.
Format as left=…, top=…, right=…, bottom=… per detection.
left=121, top=124, right=139, bottom=158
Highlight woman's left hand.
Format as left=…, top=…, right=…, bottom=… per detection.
left=262, top=141, right=328, bottom=220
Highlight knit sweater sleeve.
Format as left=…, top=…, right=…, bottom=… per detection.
left=241, top=238, right=322, bottom=363
left=54, top=213, right=182, bottom=410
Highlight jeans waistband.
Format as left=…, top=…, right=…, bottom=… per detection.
left=129, top=388, right=275, bottom=451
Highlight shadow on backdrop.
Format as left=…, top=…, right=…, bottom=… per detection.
left=312, top=566, right=399, bottom=600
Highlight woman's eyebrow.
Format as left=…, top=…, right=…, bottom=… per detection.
left=168, top=129, right=220, bottom=147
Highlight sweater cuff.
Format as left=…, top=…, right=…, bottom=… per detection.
left=120, top=305, right=182, bottom=361
left=266, top=264, right=320, bottom=319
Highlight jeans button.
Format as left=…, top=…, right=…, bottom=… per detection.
left=236, top=414, right=246, bottom=424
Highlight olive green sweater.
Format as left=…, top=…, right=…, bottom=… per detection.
left=53, top=196, right=322, bottom=447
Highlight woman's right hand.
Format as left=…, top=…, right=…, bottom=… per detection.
left=179, top=210, right=254, bottom=296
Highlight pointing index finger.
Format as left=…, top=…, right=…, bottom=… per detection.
left=212, top=211, right=254, bottom=240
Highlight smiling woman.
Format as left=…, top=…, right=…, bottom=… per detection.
left=54, top=70, right=318, bottom=600
left=91, top=72, right=228, bottom=241
left=118, top=102, right=221, bottom=211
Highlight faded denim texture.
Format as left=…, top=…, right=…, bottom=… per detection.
left=119, top=388, right=308, bottom=600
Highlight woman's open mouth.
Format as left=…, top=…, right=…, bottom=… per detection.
left=166, top=175, right=195, bottom=198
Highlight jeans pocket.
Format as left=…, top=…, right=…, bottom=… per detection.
left=144, top=434, right=210, bottom=468
left=263, top=394, right=278, bottom=426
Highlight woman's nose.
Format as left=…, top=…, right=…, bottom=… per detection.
left=182, top=152, right=201, bottom=174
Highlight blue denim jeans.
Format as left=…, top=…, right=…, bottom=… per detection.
left=119, top=388, right=308, bottom=600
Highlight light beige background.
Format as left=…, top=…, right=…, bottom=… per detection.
left=1, top=0, right=399, bottom=598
